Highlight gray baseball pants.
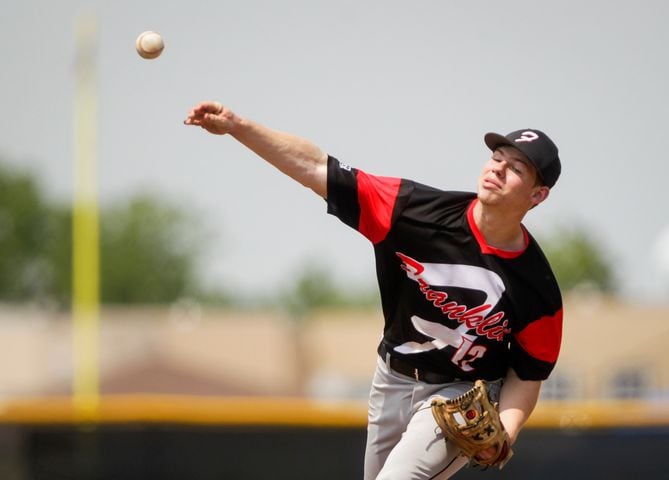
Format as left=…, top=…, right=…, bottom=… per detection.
left=364, top=355, right=502, bottom=480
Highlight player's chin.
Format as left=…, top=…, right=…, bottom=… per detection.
left=476, top=190, right=502, bottom=206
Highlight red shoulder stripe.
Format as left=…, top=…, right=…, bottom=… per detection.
left=514, top=309, right=563, bottom=363
left=356, top=171, right=401, bottom=244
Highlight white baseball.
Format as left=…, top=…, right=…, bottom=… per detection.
left=135, top=31, right=164, bottom=59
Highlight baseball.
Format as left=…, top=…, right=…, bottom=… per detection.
left=135, top=31, right=164, bottom=59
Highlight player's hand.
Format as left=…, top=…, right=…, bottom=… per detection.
left=475, top=446, right=497, bottom=462
left=475, top=430, right=512, bottom=464
left=183, top=101, right=239, bottom=135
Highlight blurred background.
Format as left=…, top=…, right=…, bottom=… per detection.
left=1, top=0, right=669, bottom=478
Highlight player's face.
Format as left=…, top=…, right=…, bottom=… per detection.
left=477, top=146, right=547, bottom=210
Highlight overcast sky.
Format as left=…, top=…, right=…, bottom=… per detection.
left=2, top=0, right=669, bottom=303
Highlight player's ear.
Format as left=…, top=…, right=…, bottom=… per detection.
left=530, top=186, right=550, bottom=207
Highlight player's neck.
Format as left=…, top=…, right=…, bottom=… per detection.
left=472, top=200, right=526, bottom=251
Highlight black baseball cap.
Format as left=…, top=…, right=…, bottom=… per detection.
left=484, top=129, right=561, bottom=187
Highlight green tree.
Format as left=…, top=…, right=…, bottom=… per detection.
left=540, top=226, right=615, bottom=292
left=281, top=263, right=345, bottom=320
left=0, top=159, right=217, bottom=305
left=0, top=162, right=53, bottom=301
left=278, top=261, right=379, bottom=320
left=43, top=193, right=214, bottom=305
left=43, top=206, right=73, bottom=304
left=99, top=194, right=208, bottom=304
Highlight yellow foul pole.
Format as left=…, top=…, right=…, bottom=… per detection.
left=72, top=15, right=100, bottom=420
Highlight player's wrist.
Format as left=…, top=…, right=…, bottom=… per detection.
left=502, top=424, right=519, bottom=445
left=226, top=113, right=247, bottom=137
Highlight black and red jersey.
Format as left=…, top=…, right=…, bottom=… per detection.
left=326, top=156, right=563, bottom=381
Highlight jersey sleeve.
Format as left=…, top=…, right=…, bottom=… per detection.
left=326, top=155, right=409, bottom=245
left=509, top=307, right=563, bottom=380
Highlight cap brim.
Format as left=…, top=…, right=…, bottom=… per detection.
left=484, top=132, right=515, bottom=152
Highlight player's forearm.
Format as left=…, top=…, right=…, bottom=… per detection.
left=230, top=117, right=328, bottom=198
left=497, top=369, right=541, bottom=445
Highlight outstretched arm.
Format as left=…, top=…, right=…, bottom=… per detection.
left=184, top=101, right=328, bottom=198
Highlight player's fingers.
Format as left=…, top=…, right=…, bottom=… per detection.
left=475, top=447, right=496, bottom=461
left=184, top=107, right=201, bottom=122
left=210, top=101, right=223, bottom=113
left=184, top=102, right=231, bottom=134
left=194, top=101, right=224, bottom=114
left=184, top=104, right=217, bottom=122
left=184, top=115, right=202, bottom=125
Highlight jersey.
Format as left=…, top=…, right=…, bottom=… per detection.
left=326, top=156, right=563, bottom=381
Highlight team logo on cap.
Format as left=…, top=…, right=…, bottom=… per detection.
left=514, top=131, right=539, bottom=143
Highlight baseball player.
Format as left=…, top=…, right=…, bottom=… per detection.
left=184, top=101, right=563, bottom=479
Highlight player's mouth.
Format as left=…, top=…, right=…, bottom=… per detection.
left=482, top=178, right=502, bottom=190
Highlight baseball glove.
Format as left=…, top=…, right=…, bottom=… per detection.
left=431, top=380, right=513, bottom=469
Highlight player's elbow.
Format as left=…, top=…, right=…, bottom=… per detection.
left=304, top=162, right=328, bottom=198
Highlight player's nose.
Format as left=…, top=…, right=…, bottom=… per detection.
left=491, top=161, right=506, bottom=177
